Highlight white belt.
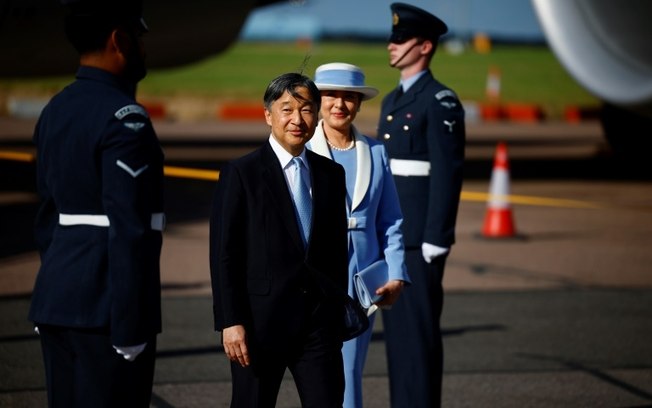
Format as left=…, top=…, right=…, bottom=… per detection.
left=59, top=214, right=110, bottom=227
left=389, top=159, right=431, bottom=176
left=59, top=213, right=165, bottom=231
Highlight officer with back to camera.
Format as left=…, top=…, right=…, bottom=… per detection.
left=378, top=3, right=466, bottom=407
left=28, top=1, right=164, bottom=406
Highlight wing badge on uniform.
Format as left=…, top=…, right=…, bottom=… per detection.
left=435, top=90, right=458, bottom=109
left=116, top=160, right=149, bottom=178
left=123, top=122, right=146, bottom=132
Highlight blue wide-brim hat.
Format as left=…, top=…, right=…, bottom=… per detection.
left=313, top=63, right=379, bottom=101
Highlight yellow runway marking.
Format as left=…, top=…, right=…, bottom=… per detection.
left=0, top=150, right=221, bottom=181
left=461, top=191, right=601, bottom=209
left=1, top=150, right=601, bottom=209
left=0, top=151, right=35, bottom=162
left=164, top=166, right=219, bottom=181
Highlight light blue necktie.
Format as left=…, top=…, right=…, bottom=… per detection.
left=292, top=157, right=312, bottom=246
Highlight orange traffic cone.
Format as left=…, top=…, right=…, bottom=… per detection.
left=482, top=142, right=516, bottom=238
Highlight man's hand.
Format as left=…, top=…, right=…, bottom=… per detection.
left=222, top=325, right=250, bottom=367
left=375, top=279, right=405, bottom=307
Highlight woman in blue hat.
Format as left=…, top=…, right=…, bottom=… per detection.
left=308, top=62, right=410, bottom=408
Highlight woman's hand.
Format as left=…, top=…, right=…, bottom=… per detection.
left=374, top=279, right=405, bottom=307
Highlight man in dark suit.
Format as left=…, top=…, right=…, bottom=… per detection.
left=378, top=3, right=466, bottom=407
left=210, top=73, right=349, bottom=407
left=28, top=1, right=163, bottom=407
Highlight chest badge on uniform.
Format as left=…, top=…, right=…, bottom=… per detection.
left=444, top=120, right=456, bottom=132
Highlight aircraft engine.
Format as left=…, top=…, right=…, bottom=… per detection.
left=532, top=0, right=652, bottom=158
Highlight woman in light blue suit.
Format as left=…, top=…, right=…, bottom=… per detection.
left=308, top=62, right=410, bottom=408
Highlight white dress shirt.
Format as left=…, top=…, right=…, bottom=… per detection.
left=268, top=134, right=312, bottom=197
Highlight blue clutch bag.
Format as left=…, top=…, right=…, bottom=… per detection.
left=353, top=260, right=389, bottom=309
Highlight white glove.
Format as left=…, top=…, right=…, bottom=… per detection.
left=113, top=343, right=147, bottom=362
left=421, top=242, right=449, bottom=264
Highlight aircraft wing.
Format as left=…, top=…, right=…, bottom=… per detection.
left=0, top=0, right=283, bottom=77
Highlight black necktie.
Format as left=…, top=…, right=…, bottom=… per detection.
left=394, top=85, right=404, bottom=101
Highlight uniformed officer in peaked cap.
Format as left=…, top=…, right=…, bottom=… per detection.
left=29, top=0, right=164, bottom=406
left=378, top=3, right=466, bottom=407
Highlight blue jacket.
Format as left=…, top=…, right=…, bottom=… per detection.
left=308, top=121, right=409, bottom=292
left=29, top=66, right=164, bottom=347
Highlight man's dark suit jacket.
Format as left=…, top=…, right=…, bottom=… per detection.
left=210, top=140, right=349, bottom=353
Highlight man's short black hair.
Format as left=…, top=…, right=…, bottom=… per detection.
left=263, top=73, right=321, bottom=112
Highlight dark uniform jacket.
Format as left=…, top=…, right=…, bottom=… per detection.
left=378, top=70, right=465, bottom=249
left=210, top=142, right=349, bottom=353
left=29, top=66, right=164, bottom=347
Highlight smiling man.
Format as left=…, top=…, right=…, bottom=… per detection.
left=210, top=72, right=349, bottom=407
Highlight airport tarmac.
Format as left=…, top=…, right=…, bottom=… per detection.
left=1, top=118, right=651, bottom=407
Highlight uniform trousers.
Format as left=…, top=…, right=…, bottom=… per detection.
left=38, top=325, right=156, bottom=408
left=382, top=249, right=446, bottom=408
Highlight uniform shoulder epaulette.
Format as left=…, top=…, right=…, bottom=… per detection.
left=434, top=89, right=458, bottom=101
left=114, top=104, right=149, bottom=120
left=435, top=89, right=459, bottom=109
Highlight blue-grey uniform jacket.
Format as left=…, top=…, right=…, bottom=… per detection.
left=378, top=70, right=465, bottom=249
left=29, top=66, right=164, bottom=347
